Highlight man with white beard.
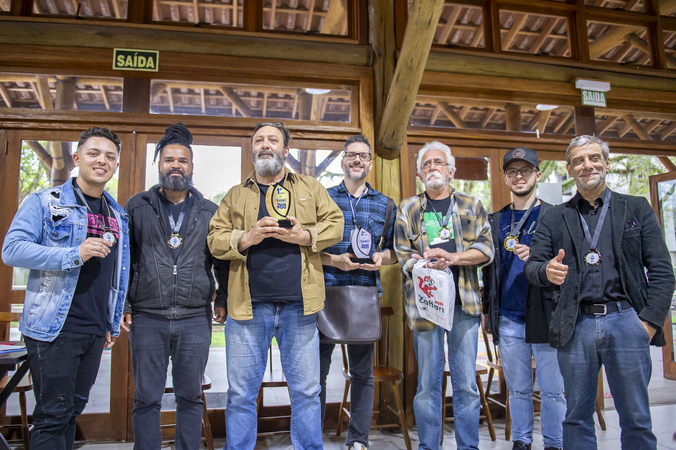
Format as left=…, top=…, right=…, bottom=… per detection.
left=208, top=122, right=344, bottom=450
left=394, top=141, right=494, bottom=450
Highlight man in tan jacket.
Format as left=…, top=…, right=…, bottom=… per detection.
left=208, top=122, right=343, bottom=450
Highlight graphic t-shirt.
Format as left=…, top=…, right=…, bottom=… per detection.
left=63, top=184, right=119, bottom=336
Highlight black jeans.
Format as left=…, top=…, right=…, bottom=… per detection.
left=24, top=332, right=105, bottom=450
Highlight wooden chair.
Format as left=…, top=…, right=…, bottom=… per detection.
left=0, top=312, right=32, bottom=450
left=441, top=364, right=497, bottom=443
left=161, top=375, right=214, bottom=450
left=336, top=307, right=412, bottom=450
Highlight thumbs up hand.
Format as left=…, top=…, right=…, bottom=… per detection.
left=546, top=249, right=568, bottom=285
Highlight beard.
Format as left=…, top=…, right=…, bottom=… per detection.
left=577, top=172, right=606, bottom=193
left=512, top=183, right=536, bottom=198
left=345, top=163, right=369, bottom=182
left=254, top=150, right=286, bottom=177
left=159, top=169, right=193, bottom=191
left=424, top=170, right=448, bottom=191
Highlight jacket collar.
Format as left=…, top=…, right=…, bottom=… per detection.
left=243, top=168, right=299, bottom=189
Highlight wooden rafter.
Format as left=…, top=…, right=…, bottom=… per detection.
left=622, top=114, right=651, bottom=140
left=220, top=87, right=253, bottom=117
left=306, top=0, right=316, bottom=32
left=438, top=101, right=467, bottom=128
left=528, top=17, right=558, bottom=54
left=438, top=5, right=461, bottom=45
left=660, top=122, right=676, bottom=140
left=598, top=116, right=618, bottom=135
left=35, top=76, right=53, bottom=110
left=481, top=108, right=497, bottom=128
left=167, top=87, right=174, bottom=113
left=501, top=13, right=527, bottom=51
left=99, top=85, right=110, bottom=111
left=200, top=88, right=206, bottom=114
left=536, top=110, right=551, bottom=133
left=589, top=24, right=642, bottom=59
left=0, top=83, right=12, bottom=108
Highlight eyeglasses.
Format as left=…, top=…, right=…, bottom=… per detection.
left=505, top=167, right=537, bottom=178
left=421, top=159, right=449, bottom=171
left=343, top=151, right=372, bottom=162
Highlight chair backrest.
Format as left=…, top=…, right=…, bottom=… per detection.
left=0, top=312, right=22, bottom=341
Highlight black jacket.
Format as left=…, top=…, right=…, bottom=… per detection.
left=524, top=190, right=674, bottom=348
left=482, top=201, right=556, bottom=344
left=124, top=185, right=228, bottom=319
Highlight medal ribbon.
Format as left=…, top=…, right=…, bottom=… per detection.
left=346, top=185, right=368, bottom=228
left=576, top=189, right=611, bottom=251
left=163, top=191, right=190, bottom=236
left=74, top=185, right=112, bottom=233
left=509, top=197, right=538, bottom=238
left=427, top=193, right=455, bottom=233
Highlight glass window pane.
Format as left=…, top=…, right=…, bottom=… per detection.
left=33, top=0, right=128, bottom=19
left=12, top=139, right=119, bottom=290
left=262, top=0, right=348, bottom=36
left=499, top=10, right=570, bottom=57
left=150, top=80, right=352, bottom=123
left=584, top=0, right=645, bottom=12
left=153, top=0, right=242, bottom=26
left=433, top=3, right=484, bottom=49
left=286, top=148, right=343, bottom=185
left=587, top=21, right=652, bottom=66
left=0, top=74, right=123, bottom=112
left=655, top=179, right=676, bottom=361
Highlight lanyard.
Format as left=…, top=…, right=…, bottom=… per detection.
left=577, top=189, right=611, bottom=250
left=74, top=185, right=111, bottom=232
left=164, top=191, right=190, bottom=235
left=427, top=193, right=455, bottom=230
left=509, top=197, right=537, bottom=238
left=346, top=185, right=368, bottom=228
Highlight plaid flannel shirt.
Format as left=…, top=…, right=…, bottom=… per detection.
left=394, top=189, right=494, bottom=332
left=322, top=181, right=396, bottom=294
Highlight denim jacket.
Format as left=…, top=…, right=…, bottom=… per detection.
left=1, top=179, right=130, bottom=342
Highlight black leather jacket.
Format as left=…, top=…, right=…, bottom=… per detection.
left=124, top=185, right=228, bottom=319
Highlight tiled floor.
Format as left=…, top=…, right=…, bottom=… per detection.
left=71, top=403, right=676, bottom=449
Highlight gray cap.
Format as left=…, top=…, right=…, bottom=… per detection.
left=503, top=147, right=539, bottom=170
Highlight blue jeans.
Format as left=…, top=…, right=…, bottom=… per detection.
left=24, top=332, right=105, bottom=450
left=224, top=302, right=322, bottom=450
left=412, top=306, right=480, bottom=450
left=320, top=342, right=374, bottom=447
left=130, top=313, right=211, bottom=450
left=557, top=306, right=656, bottom=450
left=498, top=316, right=565, bottom=448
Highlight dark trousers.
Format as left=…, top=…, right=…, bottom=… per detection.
left=130, top=312, right=211, bottom=450
left=320, top=342, right=375, bottom=448
left=24, top=332, right=105, bottom=450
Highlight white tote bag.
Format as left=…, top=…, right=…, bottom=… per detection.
left=411, top=259, right=455, bottom=331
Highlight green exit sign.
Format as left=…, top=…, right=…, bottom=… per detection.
left=581, top=89, right=606, bottom=107
left=113, top=49, right=159, bottom=72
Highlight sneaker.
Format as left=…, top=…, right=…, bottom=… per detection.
left=544, top=447, right=562, bottom=450
left=512, top=442, right=531, bottom=450
left=349, top=443, right=367, bottom=450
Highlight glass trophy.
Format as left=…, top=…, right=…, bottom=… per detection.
left=349, top=227, right=374, bottom=264
left=266, top=184, right=292, bottom=228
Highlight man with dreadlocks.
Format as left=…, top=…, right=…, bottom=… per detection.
left=122, top=123, right=229, bottom=450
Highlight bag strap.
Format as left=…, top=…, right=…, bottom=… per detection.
left=376, top=197, right=395, bottom=252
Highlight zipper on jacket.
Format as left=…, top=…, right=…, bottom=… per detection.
left=172, top=264, right=178, bottom=318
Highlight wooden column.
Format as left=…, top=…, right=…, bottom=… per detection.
left=123, top=78, right=151, bottom=114
left=376, top=0, right=445, bottom=159
left=505, top=103, right=522, bottom=132
left=574, top=105, right=597, bottom=136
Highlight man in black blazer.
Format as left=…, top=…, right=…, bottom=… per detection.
left=482, top=147, right=565, bottom=450
left=524, top=135, right=674, bottom=449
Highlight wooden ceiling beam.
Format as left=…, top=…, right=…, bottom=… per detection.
left=528, top=17, right=558, bottom=54
left=481, top=108, right=497, bottom=128
left=438, top=5, right=461, bottom=45
left=439, top=101, right=467, bottom=128
left=0, top=83, right=12, bottom=108
left=536, top=110, right=552, bottom=133
left=306, top=0, right=316, bottom=32
left=377, top=0, right=445, bottom=159
left=502, top=13, right=528, bottom=51
left=622, top=113, right=651, bottom=139
left=100, top=85, right=110, bottom=111
left=589, top=24, right=642, bottom=59
left=200, top=88, right=205, bottom=114
left=35, top=76, right=54, bottom=110
left=659, top=122, right=676, bottom=140
left=660, top=0, right=676, bottom=15
left=220, top=87, right=253, bottom=117
left=597, top=115, right=618, bottom=135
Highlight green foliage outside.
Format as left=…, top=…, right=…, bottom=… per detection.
left=19, top=141, right=51, bottom=204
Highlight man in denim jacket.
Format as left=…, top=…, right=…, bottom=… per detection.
left=2, top=127, right=130, bottom=450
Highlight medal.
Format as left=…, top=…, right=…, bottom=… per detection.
left=584, top=249, right=602, bottom=266
left=103, top=231, right=117, bottom=245
left=504, top=235, right=519, bottom=251
left=168, top=234, right=183, bottom=249
left=439, top=227, right=452, bottom=240
left=577, top=189, right=611, bottom=267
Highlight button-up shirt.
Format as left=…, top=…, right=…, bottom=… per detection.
left=322, top=181, right=396, bottom=294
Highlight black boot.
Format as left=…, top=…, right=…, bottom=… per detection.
left=512, top=442, right=531, bottom=450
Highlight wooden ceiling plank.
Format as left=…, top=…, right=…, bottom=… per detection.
left=501, top=13, right=528, bottom=51
left=597, top=115, right=618, bottom=135
left=537, top=110, right=552, bottom=133
left=528, top=17, right=558, bottom=54
left=306, top=0, right=316, bottom=32
left=659, top=0, right=676, bottom=15
left=439, top=101, right=467, bottom=128
left=659, top=122, right=676, bottom=140
left=0, top=83, right=13, bottom=108
left=430, top=104, right=443, bottom=125
left=220, top=86, right=253, bottom=117
left=481, top=108, right=497, bottom=128
left=622, top=113, right=652, bottom=139
left=439, top=5, right=461, bottom=45
left=99, top=85, right=111, bottom=111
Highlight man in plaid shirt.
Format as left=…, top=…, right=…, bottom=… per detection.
left=394, top=141, right=493, bottom=450
left=319, top=134, right=397, bottom=450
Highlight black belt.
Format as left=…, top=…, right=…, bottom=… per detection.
left=580, top=300, right=632, bottom=316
